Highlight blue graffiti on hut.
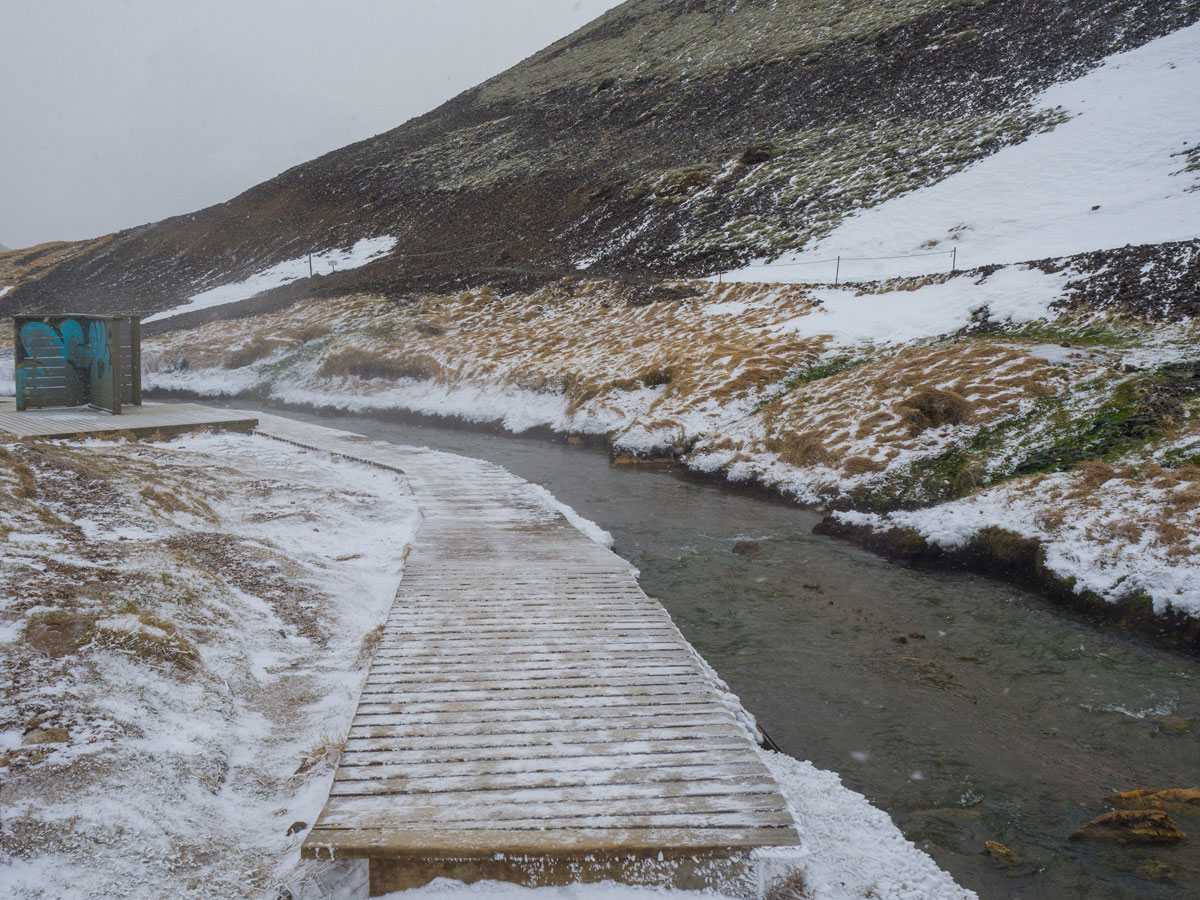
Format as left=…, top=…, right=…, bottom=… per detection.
left=13, top=314, right=142, bottom=414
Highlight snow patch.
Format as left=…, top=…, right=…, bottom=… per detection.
left=523, top=482, right=615, bottom=549
left=772, top=266, right=1064, bottom=345
left=721, top=23, right=1200, bottom=282
left=145, top=236, right=397, bottom=323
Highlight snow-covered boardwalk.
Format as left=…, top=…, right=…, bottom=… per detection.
left=253, top=415, right=800, bottom=897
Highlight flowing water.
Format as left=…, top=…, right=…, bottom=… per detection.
left=246, top=405, right=1198, bottom=899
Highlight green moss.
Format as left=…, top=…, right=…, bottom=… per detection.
left=1013, top=379, right=1160, bottom=475
left=755, top=354, right=866, bottom=411
left=477, top=0, right=961, bottom=103
left=986, top=321, right=1139, bottom=347
left=255, top=337, right=332, bottom=379
left=628, top=163, right=720, bottom=203
left=360, top=323, right=401, bottom=340
left=787, top=354, right=866, bottom=386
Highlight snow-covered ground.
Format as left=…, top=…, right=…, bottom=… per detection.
left=720, top=22, right=1200, bottom=282
left=0, top=432, right=420, bottom=898
left=765, top=266, right=1064, bottom=345
left=145, top=235, right=397, bottom=323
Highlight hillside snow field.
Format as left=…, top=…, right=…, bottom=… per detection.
left=145, top=235, right=397, bottom=323
left=722, top=22, right=1200, bottom=283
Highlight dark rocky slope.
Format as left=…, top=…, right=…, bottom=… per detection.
left=4, top=0, right=1198, bottom=321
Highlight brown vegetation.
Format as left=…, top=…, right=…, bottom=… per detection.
left=896, top=387, right=975, bottom=433
left=223, top=338, right=278, bottom=369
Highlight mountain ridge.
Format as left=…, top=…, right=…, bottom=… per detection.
left=3, top=0, right=1197, bottom=321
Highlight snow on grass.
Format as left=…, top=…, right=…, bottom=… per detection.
left=0, top=431, right=419, bottom=899
left=721, top=23, right=1200, bottom=282
left=144, top=235, right=396, bottom=323
left=0, top=423, right=979, bottom=900
left=771, top=267, right=1064, bottom=345
left=834, top=462, right=1200, bottom=618
left=0, top=285, right=13, bottom=298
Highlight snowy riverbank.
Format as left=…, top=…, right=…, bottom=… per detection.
left=140, top=256, right=1200, bottom=636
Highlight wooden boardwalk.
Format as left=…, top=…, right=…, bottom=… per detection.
left=254, top=415, right=801, bottom=898
left=0, top=397, right=257, bottom=438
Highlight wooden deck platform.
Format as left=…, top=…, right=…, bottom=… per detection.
left=0, top=397, right=257, bottom=439
left=254, top=415, right=802, bottom=898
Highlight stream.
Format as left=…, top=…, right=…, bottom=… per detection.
left=244, top=405, right=1198, bottom=900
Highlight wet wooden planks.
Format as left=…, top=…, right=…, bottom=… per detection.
left=0, top=397, right=256, bottom=438
left=254, top=415, right=800, bottom=896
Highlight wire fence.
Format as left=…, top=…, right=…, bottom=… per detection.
left=390, top=235, right=961, bottom=286
left=719, top=247, right=958, bottom=284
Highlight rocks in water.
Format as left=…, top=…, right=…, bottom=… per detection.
left=1134, top=859, right=1178, bottom=884
left=566, top=436, right=583, bottom=446
left=1154, top=715, right=1193, bottom=735
left=732, top=540, right=761, bottom=556
left=983, top=840, right=1020, bottom=864
left=1070, top=809, right=1187, bottom=844
left=1108, top=787, right=1200, bottom=812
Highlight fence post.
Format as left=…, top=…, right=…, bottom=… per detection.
left=834, top=256, right=840, bottom=285
left=950, top=247, right=956, bottom=275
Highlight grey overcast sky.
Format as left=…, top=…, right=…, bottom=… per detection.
left=0, top=0, right=621, bottom=250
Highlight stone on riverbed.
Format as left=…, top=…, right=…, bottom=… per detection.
left=1108, top=787, right=1200, bottom=811
left=1070, top=810, right=1187, bottom=844
left=982, top=841, right=1020, bottom=864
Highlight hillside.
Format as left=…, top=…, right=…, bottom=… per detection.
left=1, top=0, right=1197, bottom=321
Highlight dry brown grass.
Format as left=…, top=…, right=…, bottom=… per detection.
left=842, top=455, right=886, bottom=475
left=896, top=387, right=974, bottom=433
left=278, top=323, right=332, bottom=344
left=294, top=734, right=345, bottom=776
left=1072, top=460, right=1118, bottom=492
left=766, top=431, right=834, bottom=468
left=223, top=338, right=276, bottom=369
left=90, top=614, right=200, bottom=672
left=0, top=447, right=36, bottom=499
left=358, top=624, right=384, bottom=665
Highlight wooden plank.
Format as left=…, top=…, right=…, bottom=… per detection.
left=302, top=826, right=800, bottom=857
left=328, top=762, right=772, bottom=793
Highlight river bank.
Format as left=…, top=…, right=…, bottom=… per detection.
left=121, top=237, right=1200, bottom=644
